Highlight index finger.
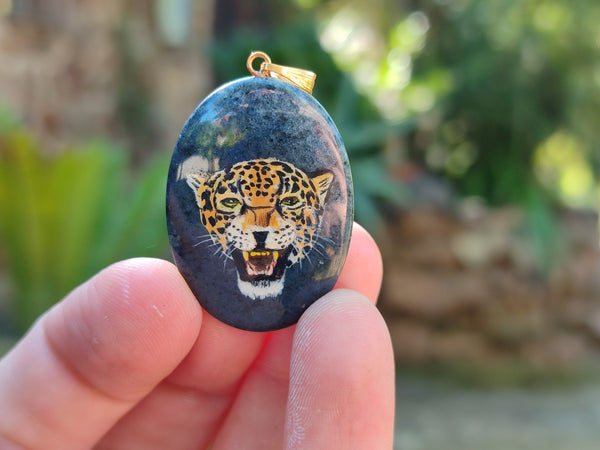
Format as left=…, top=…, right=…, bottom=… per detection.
left=0, top=258, right=202, bottom=450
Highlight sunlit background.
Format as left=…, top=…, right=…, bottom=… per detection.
left=1, top=0, right=600, bottom=448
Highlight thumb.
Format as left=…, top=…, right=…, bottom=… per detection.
left=284, top=289, right=395, bottom=449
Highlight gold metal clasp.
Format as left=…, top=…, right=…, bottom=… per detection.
left=246, top=51, right=316, bottom=95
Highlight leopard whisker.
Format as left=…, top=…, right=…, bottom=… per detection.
left=224, top=246, right=235, bottom=261
left=311, top=240, right=328, bottom=251
left=312, top=236, right=336, bottom=251
left=315, top=235, right=336, bottom=245
left=193, top=234, right=218, bottom=242
left=303, top=251, right=312, bottom=266
left=194, top=241, right=215, bottom=248
left=193, top=235, right=220, bottom=247
left=193, top=240, right=216, bottom=248
left=194, top=233, right=215, bottom=239
left=307, top=245, right=326, bottom=259
left=291, top=243, right=303, bottom=270
left=221, top=250, right=232, bottom=270
left=212, top=246, right=225, bottom=257
left=194, top=239, right=223, bottom=251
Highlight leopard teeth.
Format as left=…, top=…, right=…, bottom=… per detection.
left=243, top=250, right=279, bottom=261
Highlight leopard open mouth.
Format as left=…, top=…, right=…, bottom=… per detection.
left=243, top=250, right=279, bottom=276
left=232, top=247, right=292, bottom=282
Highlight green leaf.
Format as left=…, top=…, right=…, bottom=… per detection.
left=0, top=127, right=171, bottom=333
left=352, top=156, right=408, bottom=205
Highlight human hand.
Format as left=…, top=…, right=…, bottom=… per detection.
left=0, top=223, right=394, bottom=449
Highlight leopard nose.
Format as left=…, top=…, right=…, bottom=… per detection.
left=253, top=231, right=269, bottom=248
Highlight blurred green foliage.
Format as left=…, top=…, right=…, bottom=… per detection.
left=396, top=0, right=600, bottom=269
left=406, top=0, right=600, bottom=207
left=0, top=109, right=170, bottom=334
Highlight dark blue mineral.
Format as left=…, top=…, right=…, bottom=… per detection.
left=166, top=76, right=352, bottom=331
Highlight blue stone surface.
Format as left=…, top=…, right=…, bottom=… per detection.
left=166, top=76, right=353, bottom=331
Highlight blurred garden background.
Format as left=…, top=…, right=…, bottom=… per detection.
left=1, top=0, right=600, bottom=448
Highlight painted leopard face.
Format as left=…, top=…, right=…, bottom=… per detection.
left=187, top=158, right=334, bottom=300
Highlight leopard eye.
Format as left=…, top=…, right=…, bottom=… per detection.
left=280, top=196, right=301, bottom=207
left=220, top=197, right=242, bottom=209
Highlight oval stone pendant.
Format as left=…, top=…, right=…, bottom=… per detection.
left=166, top=52, right=353, bottom=331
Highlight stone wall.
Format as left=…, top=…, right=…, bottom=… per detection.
left=380, top=206, right=600, bottom=370
left=0, top=0, right=214, bottom=152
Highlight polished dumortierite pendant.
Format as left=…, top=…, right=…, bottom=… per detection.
left=166, top=52, right=353, bottom=331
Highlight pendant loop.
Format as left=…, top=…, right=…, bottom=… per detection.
left=246, top=51, right=271, bottom=77
left=246, top=51, right=316, bottom=95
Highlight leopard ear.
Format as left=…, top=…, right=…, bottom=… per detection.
left=186, top=173, right=207, bottom=205
left=310, top=171, right=334, bottom=205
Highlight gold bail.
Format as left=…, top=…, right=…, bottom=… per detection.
left=246, top=51, right=316, bottom=95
